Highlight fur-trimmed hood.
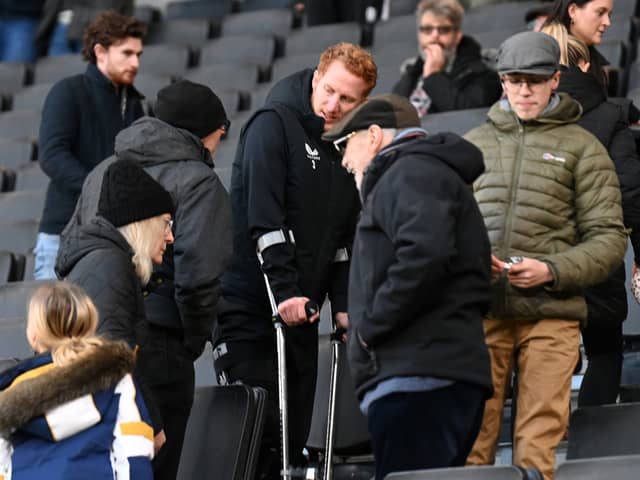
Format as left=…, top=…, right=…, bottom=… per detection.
left=0, top=341, right=135, bottom=436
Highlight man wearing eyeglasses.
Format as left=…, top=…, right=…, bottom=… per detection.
left=392, top=0, right=501, bottom=116
left=58, top=79, right=232, bottom=480
left=464, top=32, right=627, bottom=480
left=323, top=93, right=493, bottom=480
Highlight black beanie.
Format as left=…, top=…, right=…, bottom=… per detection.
left=98, top=159, right=174, bottom=228
left=155, top=80, right=229, bottom=138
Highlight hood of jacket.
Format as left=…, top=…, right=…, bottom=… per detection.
left=0, top=341, right=134, bottom=436
left=558, top=65, right=606, bottom=114
left=56, top=216, right=133, bottom=278
left=114, top=116, right=213, bottom=168
left=487, top=92, right=582, bottom=130
left=264, top=68, right=325, bottom=137
left=361, top=131, right=485, bottom=200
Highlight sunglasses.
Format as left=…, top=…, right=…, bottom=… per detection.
left=332, top=131, right=357, bottom=155
left=418, top=25, right=456, bottom=35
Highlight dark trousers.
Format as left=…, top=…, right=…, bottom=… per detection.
left=214, top=325, right=319, bottom=480
left=367, top=382, right=486, bottom=480
left=579, top=316, right=623, bottom=407
left=136, top=322, right=196, bottom=480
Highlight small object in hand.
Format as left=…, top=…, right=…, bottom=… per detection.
left=503, top=255, right=524, bottom=271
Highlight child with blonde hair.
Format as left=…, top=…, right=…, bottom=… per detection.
left=0, top=282, right=154, bottom=480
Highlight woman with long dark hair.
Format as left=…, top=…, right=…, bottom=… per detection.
left=544, top=0, right=613, bottom=90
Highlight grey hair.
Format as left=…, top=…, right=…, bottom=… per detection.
left=416, top=0, right=465, bottom=30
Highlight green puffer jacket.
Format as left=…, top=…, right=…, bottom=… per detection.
left=466, top=93, right=627, bottom=323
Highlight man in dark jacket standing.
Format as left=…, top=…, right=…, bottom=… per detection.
left=214, top=42, right=377, bottom=479
left=58, top=80, right=232, bottom=480
left=392, top=0, right=501, bottom=116
left=34, top=10, right=145, bottom=279
left=322, top=94, right=493, bottom=480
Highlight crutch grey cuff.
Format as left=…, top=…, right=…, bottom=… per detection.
left=256, top=229, right=296, bottom=253
left=333, top=248, right=350, bottom=263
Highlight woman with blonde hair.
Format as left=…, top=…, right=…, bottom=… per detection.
left=56, top=158, right=174, bottom=346
left=0, top=281, right=154, bottom=479
left=542, top=22, right=640, bottom=407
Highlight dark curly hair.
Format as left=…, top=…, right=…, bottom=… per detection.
left=82, top=10, right=147, bottom=64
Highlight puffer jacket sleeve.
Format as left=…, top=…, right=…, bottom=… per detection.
left=78, top=251, right=142, bottom=346
left=173, top=171, right=232, bottom=358
left=541, top=141, right=627, bottom=291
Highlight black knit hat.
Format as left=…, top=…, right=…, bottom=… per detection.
left=98, top=159, right=174, bottom=228
left=155, top=80, right=229, bottom=138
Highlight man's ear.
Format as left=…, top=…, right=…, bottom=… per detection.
left=94, top=43, right=107, bottom=63
left=368, top=125, right=384, bottom=151
left=311, top=69, right=320, bottom=91
left=550, top=70, right=561, bottom=90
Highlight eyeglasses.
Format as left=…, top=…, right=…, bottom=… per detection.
left=333, top=131, right=357, bottom=155
left=163, top=218, right=174, bottom=233
left=418, top=24, right=456, bottom=35
left=501, top=75, right=553, bottom=91
left=221, top=119, right=231, bottom=132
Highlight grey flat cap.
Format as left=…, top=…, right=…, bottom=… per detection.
left=497, top=31, right=562, bottom=76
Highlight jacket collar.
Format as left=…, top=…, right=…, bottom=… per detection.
left=85, top=62, right=144, bottom=100
left=0, top=342, right=134, bottom=434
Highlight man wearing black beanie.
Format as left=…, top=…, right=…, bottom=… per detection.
left=58, top=80, right=232, bottom=480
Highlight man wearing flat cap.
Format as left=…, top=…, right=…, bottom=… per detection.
left=464, top=32, right=626, bottom=479
left=323, top=93, right=493, bottom=480
left=58, top=79, right=232, bottom=480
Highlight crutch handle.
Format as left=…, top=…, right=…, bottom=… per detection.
left=304, top=300, right=320, bottom=319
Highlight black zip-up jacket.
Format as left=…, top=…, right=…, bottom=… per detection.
left=60, top=117, right=232, bottom=358
left=219, top=68, right=360, bottom=341
left=38, top=63, right=143, bottom=235
left=392, top=36, right=502, bottom=113
left=560, top=66, right=640, bottom=327
left=347, top=132, right=493, bottom=398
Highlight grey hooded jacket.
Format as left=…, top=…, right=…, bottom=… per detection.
left=58, top=116, right=232, bottom=358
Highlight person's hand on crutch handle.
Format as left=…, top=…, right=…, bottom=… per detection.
left=334, top=312, right=349, bottom=342
left=277, top=297, right=320, bottom=325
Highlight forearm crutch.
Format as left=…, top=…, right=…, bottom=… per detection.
left=323, top=317, right=346, bottom=480
left=256, top=230, right=318, bottom=479
left=323, top=247, right=349, bottom=480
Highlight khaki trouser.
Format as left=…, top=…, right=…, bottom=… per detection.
left=467, top=318, right=580, bottom=480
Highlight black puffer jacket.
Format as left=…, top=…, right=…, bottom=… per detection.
left=61, top=117, right=232, bottom=358
left=392, top=36, right=502, bottom=113
left=559, top=66, right=640, bottom=326
left=348, top=132, right=493, bottom=398
left=56, top=216, right=144, bottom=346
left=219, top=68, right=360, bottom=341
